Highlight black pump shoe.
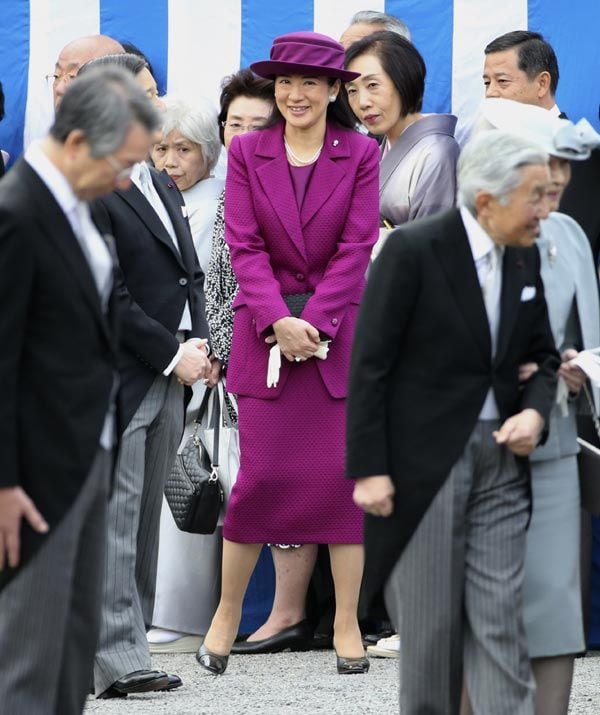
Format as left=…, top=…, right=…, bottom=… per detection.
left=231, top=619, right=313, bottom=654
left=335, top=652, right=370, bottom=675
left=196, top=643, right=229, bottom=675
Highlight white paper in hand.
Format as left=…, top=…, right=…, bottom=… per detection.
left=571, top=348, right=600, bottom=386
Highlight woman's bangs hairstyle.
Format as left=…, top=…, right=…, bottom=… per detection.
left=345, top=31, right=426, bottom=117
left=218, top=68, right=275, bottom=144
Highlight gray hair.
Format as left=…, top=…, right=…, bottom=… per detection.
left=349, top=10, right=411, bottom=41
left=457, top=130, right=548, bottom=213
left=79, top=52, right=147, bottom=77
left=50, top=65, right=159, bottom=157
left=159, top=95, right=221, bottom=174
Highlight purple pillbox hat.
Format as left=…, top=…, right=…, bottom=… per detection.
left=251, top=31, right=360, bottom=82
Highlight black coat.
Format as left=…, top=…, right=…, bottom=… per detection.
left=0, top=159, right=120, bottom=590
left=91, top=168, right=209, bottom=432
left=347, top=209, right=560, bottom=614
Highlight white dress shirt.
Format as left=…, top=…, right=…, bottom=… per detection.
left=460, top=206, right=504, bottom=420
left=25, top=140, right=113, bottom=303
left=131, top=162, right=195, bottom=375
left=25, top=139, right=116, bottom=448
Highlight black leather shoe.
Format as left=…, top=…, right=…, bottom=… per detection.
left=335, top=652, right=370, bottom=675
left=97, top=670, right=170, bottom=698
left=196, top=643, right=229, bottom=674
left=155, top=673, right=183, bottom=691
left=230, top=619, right=313, bottom=654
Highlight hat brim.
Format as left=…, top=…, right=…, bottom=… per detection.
left=250, top=59, right=359, bottom=82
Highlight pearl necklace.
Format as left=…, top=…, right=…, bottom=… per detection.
left=284, top=137, right=323, bottom=166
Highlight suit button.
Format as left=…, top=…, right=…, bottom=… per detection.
left=179, top=277, right=188, bottom=286
left=331, top=318, right=338, bottom=326
left=295, top=273, right=304, bottom=281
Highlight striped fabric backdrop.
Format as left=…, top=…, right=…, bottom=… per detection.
left=0, top=0, right=600, bottom=646
left=0, top=0, right=598, bottom=166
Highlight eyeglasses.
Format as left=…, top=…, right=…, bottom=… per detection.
left=45, top=72, right=77, bottom=86
left=104, top=155, right=133, bottom=181
left=221, top=121, right=267, bottom=134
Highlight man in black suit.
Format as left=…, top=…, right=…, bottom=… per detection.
left=348, top=131, right=559, bottom=714
left=80, top=58, right=212, bottom=699
left=0, top=66, right=159, bottom=715
left=483, top=30, right=600, bottom=263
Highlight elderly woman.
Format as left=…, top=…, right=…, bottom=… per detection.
left=466, top=99, right=600, bottom=715
left=152, top=96, right=222, bottom=275
left=145, top=97, right=224, bottom=652
left=345, top=31, right=459, bottom=258
left=198, top=32, right=379, bottom=676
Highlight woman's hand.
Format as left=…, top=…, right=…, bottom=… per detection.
left=267, top=317, right=320, bottom=362
left=558, top=348, right=587, bottom=393
left=204, top=357, right=222, bottom=388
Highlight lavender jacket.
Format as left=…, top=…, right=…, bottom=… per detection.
left=224, top=121, right=380, bottom=399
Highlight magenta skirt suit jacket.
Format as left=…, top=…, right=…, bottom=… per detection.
left=222, top=120, right=379, bottom=544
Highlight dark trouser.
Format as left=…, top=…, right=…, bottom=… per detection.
left=0, top=448, right=111, bottom=715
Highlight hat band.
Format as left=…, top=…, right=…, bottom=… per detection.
left=270, top=41, right=344, bottom=73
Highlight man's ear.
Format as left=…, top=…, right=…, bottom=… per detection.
left=474, top=190, right=494, bottom=219
left=536, top=71, right=552, bottom=100
left=63, top=129, right=87, bottom=155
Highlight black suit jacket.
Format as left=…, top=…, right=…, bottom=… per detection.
left=91, top=168, right=209, bottom=431
left=559, top=148, right=600, bottom=265
left=0, top=159, right=120, bottom=590
left=347, top=209, right=559, bottom=614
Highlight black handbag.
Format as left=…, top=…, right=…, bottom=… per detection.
left=165, top=387, right=224, bottom=534
left=284, top=292, right=313, bottom=318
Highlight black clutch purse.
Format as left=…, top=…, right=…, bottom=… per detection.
left=165, top=387, right=224, bottom=534
left=283, top=293, right=313, bottom=318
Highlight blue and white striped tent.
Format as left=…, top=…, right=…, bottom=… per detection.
left=0, top=0, right=599, bottom=165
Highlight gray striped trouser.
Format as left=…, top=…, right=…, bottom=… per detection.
left=384, top=420, right=535, bottom=715
left=0, top=448, right=111, bottom=715
left=94, top=374, right=183, bottom=695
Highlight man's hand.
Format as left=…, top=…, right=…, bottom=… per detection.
left=0, top=487, right=49, bottom=570
left=518, top=362, right=539, bottom=382
left=493, top=408, right=544, bottom=456
left=174, top=340, right=210, bottom=386
left=353, top=475, right=395, bottom=517
left=558, top=348, right=587, bottom=393
left=268, top=317, right=320, bottom=362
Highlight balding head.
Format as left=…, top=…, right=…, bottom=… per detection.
left=53, top=35, right=125, bottom=107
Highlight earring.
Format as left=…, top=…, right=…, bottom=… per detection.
left=329, top=95, right=336, bottom=103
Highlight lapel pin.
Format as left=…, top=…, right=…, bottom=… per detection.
left=332, top=139, right=339, bottom=147
left=167, top=182, right=174, bottom=189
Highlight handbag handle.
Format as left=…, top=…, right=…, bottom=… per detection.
left=191, top=385, right=221, bottom=477
left=194, top=385, right=213, bottom=425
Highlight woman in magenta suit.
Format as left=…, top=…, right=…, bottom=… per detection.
left=197, top=31, right=379, bottom=675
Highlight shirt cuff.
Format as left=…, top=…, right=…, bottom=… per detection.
left=163, top=345, right=184, bottom=376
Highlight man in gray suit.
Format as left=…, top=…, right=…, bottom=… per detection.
left=0, top=67, right=159, bottom=715
left=348, top=131, right=559, bottom=714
